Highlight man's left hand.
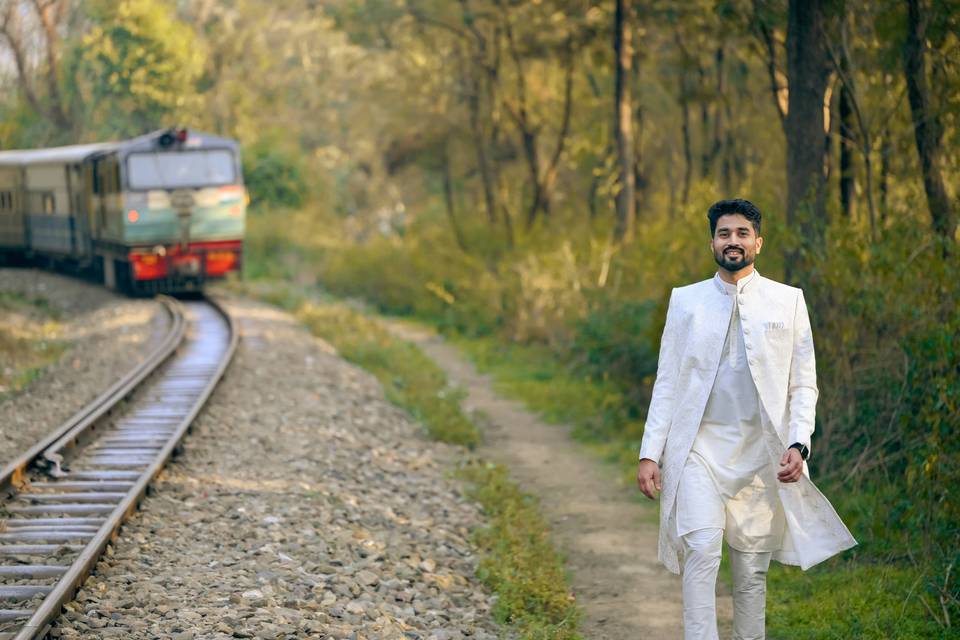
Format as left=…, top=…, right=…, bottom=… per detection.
left=778, top=447, right=804, bottom=483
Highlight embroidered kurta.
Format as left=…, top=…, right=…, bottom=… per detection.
left=638, top=272, right=857, bottom=574
left=676, top=272, right=785, bottom=552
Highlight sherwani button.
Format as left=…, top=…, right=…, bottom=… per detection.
left=746, top=343, right=753, bottom=350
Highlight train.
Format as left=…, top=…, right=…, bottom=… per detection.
left=0, top=128, right=246, bottom=293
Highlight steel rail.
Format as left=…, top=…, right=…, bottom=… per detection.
left=0, top=296, right=237, bottom=640
left=0, top=297, right=186, bottom=494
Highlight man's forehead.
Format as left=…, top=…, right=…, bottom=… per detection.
left=715, top=213, right=754, bottom=230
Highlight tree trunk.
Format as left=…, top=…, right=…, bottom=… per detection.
left=673, top=31, right=692, bottom=205
left=614, top=0, right=636, bottom=243
left=879, top=127, right=890, bottom=219
left=785, top=0, right=831, bottom=284
left=466, top=66, right=498, bottom=228
left=838, top=72, right=855, bottom=219
left=680, top=88, right=692, bottom=206
left=441, top=146, right=468, bottom=252
left=903, top=0, right=957, bottom=243
left=712, top=46, right=726, bottom=187
left=540, top=41, right=575, bottom=219
left=698, top=62, right=710, bottom=179
left=752, top=0, right=787, bottom=129
left=0, top=3, right=42, bottom=114
left=495, top=0, right=546, bottom=229
left=33, top=0, right=70, bottom=131
left=837, top=16, right=856, bottom=220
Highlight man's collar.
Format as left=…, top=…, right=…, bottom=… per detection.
left=713, top=269, right=758, bottom=295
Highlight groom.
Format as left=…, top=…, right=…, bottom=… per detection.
left=636, top=199, right=856, bottom=639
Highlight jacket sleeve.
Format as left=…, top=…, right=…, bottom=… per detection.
left=787, top=289, right=819, bottom=453
left=639, top=289, right=680, bottom=465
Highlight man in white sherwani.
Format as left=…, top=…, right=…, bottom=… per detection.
left=636, top=199, right=856, bottom=639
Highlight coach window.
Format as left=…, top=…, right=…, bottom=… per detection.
left=0, top=191, right=12, bottom=210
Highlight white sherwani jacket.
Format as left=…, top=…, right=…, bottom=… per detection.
left=639, top=273, right=857, bottom=574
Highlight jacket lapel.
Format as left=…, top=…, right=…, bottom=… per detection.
left=700, top=279, right=734, bottom=375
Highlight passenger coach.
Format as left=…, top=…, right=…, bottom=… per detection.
left=0, top=128, right=246, bottom=293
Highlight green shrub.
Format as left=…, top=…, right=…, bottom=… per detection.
left=571, top=297, right=660, bottom=413
left=243, top=142, right=310, bottom=209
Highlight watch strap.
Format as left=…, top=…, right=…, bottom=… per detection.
left=789, top=442, right=809, bottom=460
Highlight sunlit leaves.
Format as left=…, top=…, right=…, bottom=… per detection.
left=76, top=0, right=204, bottom=136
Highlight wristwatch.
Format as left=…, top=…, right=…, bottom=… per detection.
left=789, top=442, right=809, bottom=460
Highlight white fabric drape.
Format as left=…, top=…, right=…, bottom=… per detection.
left=638, top=272, right=857, bottom=574
left=677, top=272, right=786, bottom=552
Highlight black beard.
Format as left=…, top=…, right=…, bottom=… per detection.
left=714, top=249, right=754, bottom=272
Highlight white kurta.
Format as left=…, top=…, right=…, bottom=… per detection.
left=639, top=272, right=857, bottom=574
left=676, top=272, right=785, bottom=552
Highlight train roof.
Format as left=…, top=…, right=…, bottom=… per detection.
left=0, top=142, right=117, bottom=166
left=119, top=129, right=240, bottom=154
left=0, top=129, right=240, bottom=167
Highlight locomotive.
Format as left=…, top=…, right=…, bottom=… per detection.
left=0, top=128, right=246, bottom=293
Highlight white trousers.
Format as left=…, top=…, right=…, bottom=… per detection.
left=681, top=528, right=772, bottom=640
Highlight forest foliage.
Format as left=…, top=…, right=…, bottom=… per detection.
left=1, top=0, right=958, bottom=634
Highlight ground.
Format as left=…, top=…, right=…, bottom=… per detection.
left=381, top=320, right=733, bottom=639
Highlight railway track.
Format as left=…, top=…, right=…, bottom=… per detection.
left=0, top=296, right=237, bottom=639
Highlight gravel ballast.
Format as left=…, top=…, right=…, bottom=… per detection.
left=0, top=268, right=164, bottom=470
left=49, top=296, right=500, bottom=639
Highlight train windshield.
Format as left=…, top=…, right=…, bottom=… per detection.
left=127, top=150, right=236, bottom=190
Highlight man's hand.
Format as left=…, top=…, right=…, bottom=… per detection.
left=778, top=447, right=804, bottom=483
left=637, top=458, right=662, bottom=500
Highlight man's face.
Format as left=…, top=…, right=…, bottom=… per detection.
left=710, top=213, right=763, bottom=272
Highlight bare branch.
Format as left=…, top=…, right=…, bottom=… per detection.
left=751, top=0, right=787, bottom=126
left=0, top=1, right=43, bottom=113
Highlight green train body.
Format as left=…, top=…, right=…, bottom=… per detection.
left=0, top=128, right=246, bottom=292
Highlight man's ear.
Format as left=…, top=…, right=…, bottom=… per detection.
left=756, top=236, right=764, bottom=253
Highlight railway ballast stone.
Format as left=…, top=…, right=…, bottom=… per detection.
left=0, top=268, right=164, bottom=470
left=49, top=296, right=501, bottom=639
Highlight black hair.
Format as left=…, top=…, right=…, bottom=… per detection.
left=707, top=198, right=762, bottom=236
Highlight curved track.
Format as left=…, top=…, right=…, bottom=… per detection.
left=0, top=297, right=237, bottom=639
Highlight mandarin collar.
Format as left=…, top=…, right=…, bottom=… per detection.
left=713, top=269, right=758, bottom=296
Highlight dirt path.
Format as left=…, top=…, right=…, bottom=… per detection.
left=383, top=321, right=735, bottom=639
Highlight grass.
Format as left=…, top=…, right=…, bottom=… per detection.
left=228, top=280, right=582, bottom=639
left=765, top=562, right=948, bottom=639
left=0, top=291, right=66, bottom=399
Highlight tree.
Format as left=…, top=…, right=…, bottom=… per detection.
left=0, top=0, right=74, bottom=136
left=902, top=0, right=957, bottom=244
left=613, top=0, right=635, bottom=243
left=76, top=0, right=204, bottom=137
left=784, top=0, right=831, bottom=283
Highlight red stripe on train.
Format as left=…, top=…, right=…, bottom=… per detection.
left=129, top=240, right=243, bottom=281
